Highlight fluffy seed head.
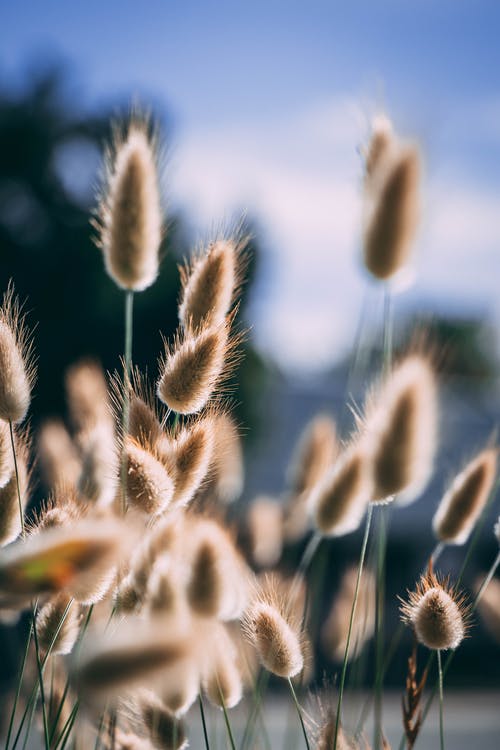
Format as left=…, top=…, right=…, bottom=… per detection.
left=159, top=657, right=200, bottom=717
left=316, top=716, right=356, bottom=750
left=364, top=354, right=438, bottom=503
left=321, top=567, right=375, bottom=662
left=0, top=518, right=125, bottom=603
left=243, top=578, right=304, bottom=678
left=134, top=690, right=188, bottom=750
left=203, top=624, right=243, bottom=709
left=0, top=420, right=14, bottom=489
left=247, top=497, right=283, bottom=568
left=37, top=420, right=81, bottom=490
left=66, top=360, right=112, bottom=437
left=36, top=594, right=80, bottom=656
left=125, top=437, right=175, bottom=515
left=364, top=114, right=396, bottom=185
left=0, top=284, right=35, bottom=423
left=288, top=414, right=338, bottom=497
left=310, top=442, right=372, bottom=537
left=401, top=572, right=468, bottom=651
left=179, top=236, right=244, bottom=331
left=160, top=416, right=215, bottom=507
left=186, top=520, right=249, bottom=620
left=94, top=119, right=163, bottom=291
left=157, top=325, right=230, bottom=415
left=433, top=448, right=497, bottom=545
left=209, top=413, right=244, bottom=503
left=0, top=427, right=30, bottom=546
left=363, top=142, right=420, bottom=281
left=78, top=423, right=119, bottom=507
left=74, top=619, right=188, bottom=700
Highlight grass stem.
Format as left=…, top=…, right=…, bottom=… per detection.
left=437, top=649, right=445, bottom=750
left=287, top=677, right=310, bottom=750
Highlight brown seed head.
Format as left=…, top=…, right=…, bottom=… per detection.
left=247, top=496, right=283, bottom=568
left=94, top=118, right=163, bottom=291
left=179, top=236, right=245, bottom=331
left=433, top=448, right=497, bottom=545
left=125, top=437, right=175, bottom=515
left=316, top=716, right=356, bottom=750
left=363, top=142, right=420, bottom=281
left=209, top=412, right=244, bottom=503
left=157, top=324, right=231, bottom=415
left=0, top=427, right=31, bottom=546
left=37, top=419, right=81, bottom=490
left=78, top=422, right=119, bottom=507
left=287, top=414, right=338, bottom=497
left=243, top=577, right=304, bottom=678
left=66, top=359, right=112, bottom=439
left=311, top=442, right=372, bottom=537
left=365, top=354, right=437, bottom=503
left=134, top=689, right=188, bottom=750
left=401, top=572, right=468, bottom=651
left=0, top=284, right=35, bottom=423
left=36, top=594, right=80, bottom=656
left=159, top=416, right=215, bottom=507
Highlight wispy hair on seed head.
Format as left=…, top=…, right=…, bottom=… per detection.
left=0, top=425, right=33, bottom=546
left=0, top=282, right=36, bottom=423
left=93, top=112, right=164, bottom=292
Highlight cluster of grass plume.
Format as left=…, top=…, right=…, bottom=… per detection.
left=0, top=107, right=499, bottom=750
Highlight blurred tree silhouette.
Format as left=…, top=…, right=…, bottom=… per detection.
left=0, top=64, right=267, bottom=436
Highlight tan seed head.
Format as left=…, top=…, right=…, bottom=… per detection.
left=0, top=284, right=35, bottom=423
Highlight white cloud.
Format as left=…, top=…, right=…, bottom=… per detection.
left=170, top=96, right=500, bottom=372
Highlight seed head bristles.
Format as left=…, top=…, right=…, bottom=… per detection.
left=316, top=715, right=356, bottom=750
left=0, top=283, right=36, bottom=423
left=247, top=496, right=283, bottom=568
left=321, top=566, right=375, bottom=663
left=186, top=518, right=250, bottom=620
left=65, top=359, right=112, bottom=437
left=147, top=557, right=184, bottom=616
left=36, top=593, right=80, bottom=656
left=0, top=419, right=14, bottom=488
left=0, top=426, right=31, bottom=546
left=209, top=412, right=244, bottom=503
left=78, top=422, right=119, bottom=507
left=31, top=487, right=84, bottom=534
left=38, top=419, right=82, bottom=490
left=363, top=140, right=420, bottom=281
left=400, top=571, right=469, bottom=651
left=475, top=576, right=500, bottom=643
left=93, top=116, right=163, bottom=292
left=132, top=689, right=188, bottom=750
left=243, top=575, right=304, bottom=679
left=159, top=657, right=200, bottom=717
left=287, top=414, right=338, bottom=497
left=364, top=114, right=396, bottom=188
left=310, top=441, right=372, bottom=537
left=158, top=415, right=215, bottom=508
left=114, top=729, right=154, bottom=750
left=73, top=618, right=189, bottom=701
left=363, top=354, right=437, bottom=503
left=178, top=234, right=247, bottom=332
left=433, top=447, right=497, bottom=545
left=157, top=317, right=241, bottom=415
left=202, top=623, right=243, bottom=709
left=125, top=437, right=175, bottom=515
left=110, top=366, right=165, bottom=447
left=0, top=518, right=126, bottom=603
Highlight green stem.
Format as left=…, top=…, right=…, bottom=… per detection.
left=475, top=549, right=500, bottom=602
left=8, top=419, right=23, bottom=537
left=121, top=289, right=134, bottom=514
left=374, top=507, right=388, bottom=750
left=198, top=694, right=211, bottom=750
left=218, top=685, right=237, bottom=750
left=334, top=504, right=373, bottom=749
left=240, top=668, right=269, bottom=750
left=287, top=678, right=310, bottom=750
left=437, top=649, right=445, bottom=750
left=32, top=605, right=50, bottom=750
left=5, top=618, right=33, bottom=750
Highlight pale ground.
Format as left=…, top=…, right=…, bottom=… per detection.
left=187, top=690, right=500, bottom=749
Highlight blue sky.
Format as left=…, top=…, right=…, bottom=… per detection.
left=2, top=1, right=500, bottom=370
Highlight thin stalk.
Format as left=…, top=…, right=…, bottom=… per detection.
left=56, top=701, right=80, bottom=750
left=5, top=618, right=33, bottom=750
left=120, top=289, right=134, bottom=514
left=474, top=549, right=500, bottom=602
left=240, top=668, right=269, bottom=750
left=32, top=605, right=50, bottom=750
left=437, top=649, right=444, bottom=750
left=333, top=504, right=374, bottom=749
left=198, top=694, right=211, bottom=750
left=373, top=507, right=388, bottom=750
left=218, top=680, right=237, bottom=750
left=287, top=678, right=310, bottom=750
left=8, top=419, right=24, bottom=537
